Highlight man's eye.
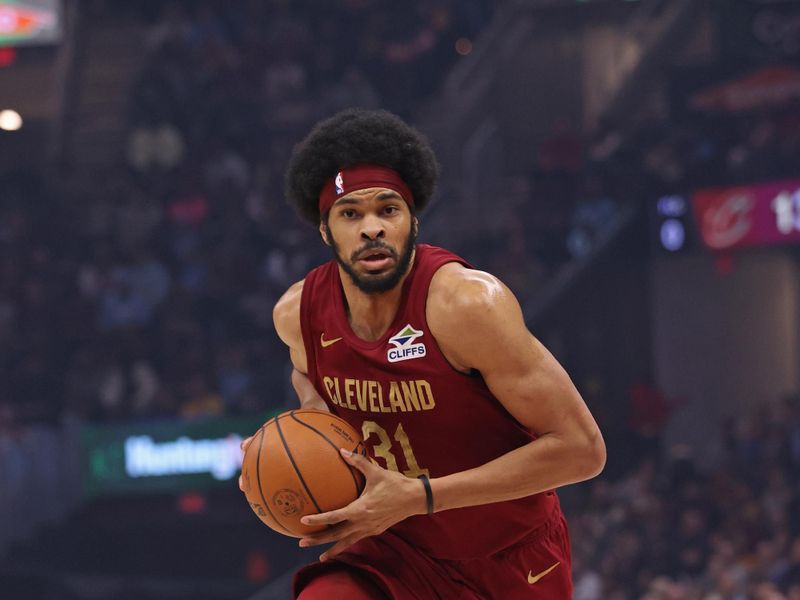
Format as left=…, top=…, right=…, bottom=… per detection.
left=384, top=206, right=398, bottom=214
left=342, top=209, right=357, bottom=218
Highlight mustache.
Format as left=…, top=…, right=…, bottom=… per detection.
left=350, top=240, right=398, bottom=262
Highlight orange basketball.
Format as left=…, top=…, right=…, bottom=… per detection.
left=240, top=409, right=366, bottom=537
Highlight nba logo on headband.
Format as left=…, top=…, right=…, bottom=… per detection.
left=335, top=172, right=344, bottom=195
left=319, top=165, right=414, bottom=215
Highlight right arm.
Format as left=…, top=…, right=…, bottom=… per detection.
left=272, top=279, right=328, bottom=412
left=239, top=280, right=327, bottom=489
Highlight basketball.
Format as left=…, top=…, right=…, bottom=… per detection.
left=240, top=409, right=366, bottom=537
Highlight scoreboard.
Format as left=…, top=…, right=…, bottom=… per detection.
left=652, top=177, right=800, bottom=253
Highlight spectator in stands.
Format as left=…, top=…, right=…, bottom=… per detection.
left=126, top=119, right=186, bottom=176
left=539, top=116, right=584, bottom=175
left=144, top=1, right=191, bottom=53
left=321, top=67, right=381, bottom=116
left=98, top=248, right=171, bottom=331
left=179, top=372, right=224, bottom=419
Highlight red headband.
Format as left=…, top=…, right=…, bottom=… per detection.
left=318, top=164, right=414, bottom=215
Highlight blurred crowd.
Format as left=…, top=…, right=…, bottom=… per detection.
left=0, top=0, right=495, bottom=426
left=3, top=3, right=800, bottom=596
left=569, top=395, right=800, bottom=600
left=591, top=100, right=800, bottom=196
left=482, top=81, right=800, bottom=300
left=1, top=1, right=797, bottom=430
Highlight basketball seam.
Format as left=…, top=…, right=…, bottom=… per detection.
left=254, top=419, right=294, bottom=536
left=275, top=412, right=324, bottom=515
left=289, top=412, right=363, bottom=499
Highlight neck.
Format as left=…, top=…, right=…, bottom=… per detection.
left=338, top=250, right=416, bottom=342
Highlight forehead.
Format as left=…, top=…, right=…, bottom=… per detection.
left=334, top=187, right=403, bottom=205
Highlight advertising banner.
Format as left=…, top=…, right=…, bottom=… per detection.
left=81, top=412, right=278, bottom=497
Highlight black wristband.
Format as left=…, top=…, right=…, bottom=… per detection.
left=418, top=474, right=434, bottom=514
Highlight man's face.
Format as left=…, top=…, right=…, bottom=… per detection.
left=321, top=187, right=417, bottom=295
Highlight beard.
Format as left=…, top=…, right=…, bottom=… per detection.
left=328, top=223, right=418, bottom=295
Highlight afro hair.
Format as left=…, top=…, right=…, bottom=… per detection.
left=285, top=109, right=439, bottom=224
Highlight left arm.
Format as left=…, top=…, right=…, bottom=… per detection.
left=424, top=266, right=606, bottom=510
left=299, top=265, right=605, bottom=559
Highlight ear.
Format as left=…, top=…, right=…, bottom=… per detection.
left=319, top=222, right=331, bottom=246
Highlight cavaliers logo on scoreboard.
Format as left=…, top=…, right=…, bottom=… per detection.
left=387, top=324, right=426, bottom=363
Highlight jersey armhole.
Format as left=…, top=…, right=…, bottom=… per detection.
left=298, top=272, right=318, bottom=387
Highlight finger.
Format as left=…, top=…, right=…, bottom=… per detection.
left=238, top=474, right=244, bottom=491
left=301, top=508, right=350, bottom=527
left=240, top=436, right=253, bottom=453
left=299, top=524, right=354, bottom=548
left=320, top=535, right=363, bottom=562
left=340, top=448, right=380, bottom=476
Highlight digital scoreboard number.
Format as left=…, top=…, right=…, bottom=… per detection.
left=771, top=188, right=800, bottom=236
left=653, top=178, right=800, bottom=253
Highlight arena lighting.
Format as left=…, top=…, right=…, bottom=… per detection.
left=660, top=219, right=686, bottom=252
left=455, top=38, right=473, bottom=56
left=0, top=46, right=14, bottom=66
left=0, top=108, right=22, bottom=130
left=177, top=491, right=207, bottom=514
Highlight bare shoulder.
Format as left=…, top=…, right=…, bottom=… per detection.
left=428, top=263, right=525, bottom=372
left=273, top=279, right=305, bottom=347
left=428, top=262, right=516, bottom=319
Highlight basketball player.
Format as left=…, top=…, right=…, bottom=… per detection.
left=241, top=109, right=606, bottom=599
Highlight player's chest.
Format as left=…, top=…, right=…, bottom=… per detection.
left=317, top=320, right=431, bottom=367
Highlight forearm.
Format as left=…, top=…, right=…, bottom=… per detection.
left=428, top=432, right=605, bottom=513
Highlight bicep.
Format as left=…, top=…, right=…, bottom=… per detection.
left=436, top=276, right=594, bottom=437
left=274, top=280, right=325, bottom=409
left=481, top=333, right=593, bottom=438
left=274, top=280, right=309, bottom=373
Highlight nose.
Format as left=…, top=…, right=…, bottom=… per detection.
left=360, top=214, right=385, bottom=240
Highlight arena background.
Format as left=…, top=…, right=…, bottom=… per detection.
left=1, top=0, right=800, bottom=598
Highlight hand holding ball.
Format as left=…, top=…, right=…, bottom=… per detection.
left=240, top=409, right=366, bottom=537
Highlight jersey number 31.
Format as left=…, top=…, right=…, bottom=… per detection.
left=361, top=421, right=429, bottom=478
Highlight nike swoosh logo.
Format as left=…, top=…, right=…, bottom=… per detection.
left=528, top=562, right=560, bottom=584
left=320, top=334, right=343, bottom=348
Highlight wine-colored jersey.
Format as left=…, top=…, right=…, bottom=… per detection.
left=299, top=244, right=559, bottom=560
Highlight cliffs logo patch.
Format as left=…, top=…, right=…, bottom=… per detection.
left=387, top=324, right=426, bottom=363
